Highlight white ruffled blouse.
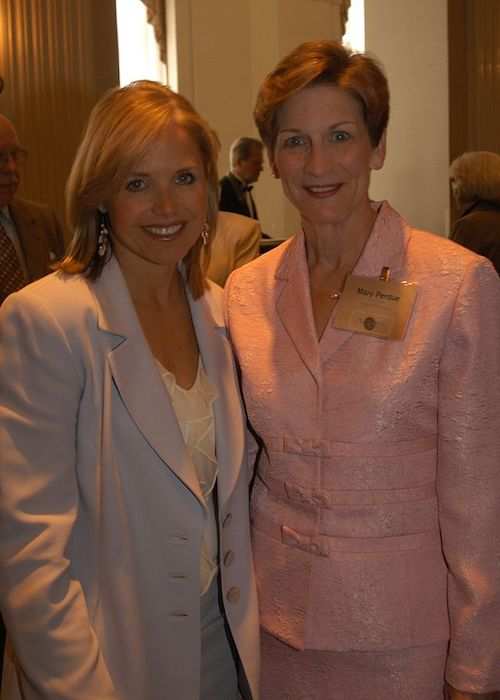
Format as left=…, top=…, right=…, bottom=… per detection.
left=157, top=357, right=219, bottom=595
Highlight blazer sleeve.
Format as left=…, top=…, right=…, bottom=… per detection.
left=0, top=293, right=118, bottom=699
left=437, top=258, right=500, bottom=693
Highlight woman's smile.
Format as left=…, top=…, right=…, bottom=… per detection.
left=304, top=182, right=343, bottom=197
left=141, top=222, right=185, bottom=240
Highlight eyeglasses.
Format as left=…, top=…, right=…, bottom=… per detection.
left=0, top=147, right=28, bottom=168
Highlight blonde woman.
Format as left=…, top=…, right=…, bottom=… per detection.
left=0, top=81, right=259, bottom=700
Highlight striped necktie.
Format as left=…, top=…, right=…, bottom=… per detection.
left=0, top=220, right=24, bottom=305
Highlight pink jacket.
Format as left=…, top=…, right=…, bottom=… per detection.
left=225, top=202, right=500, bottom=693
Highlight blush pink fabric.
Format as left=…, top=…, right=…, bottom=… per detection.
left=260, top=629, right=449, bottom=700
left=225, top=201, right=500, bottom=697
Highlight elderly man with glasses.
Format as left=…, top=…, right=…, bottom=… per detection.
left=0, top=113, right=65, bottom=306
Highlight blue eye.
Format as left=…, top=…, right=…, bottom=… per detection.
left=126, top=178, right=146, bottom=192
left=175, top=171, right=196, bottom=185
left=330, top=131, right=350, bottom=143
left=283, top=135, right=306, bottom=148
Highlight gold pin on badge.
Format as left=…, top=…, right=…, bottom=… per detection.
left=379, top=266, right=390, bottom=282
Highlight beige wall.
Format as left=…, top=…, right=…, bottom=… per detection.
left=0, top=1, right=449, bottom=241
left=171, top=0, right=449, bottom=238
left=0, top=0, right=119, bottom=234
left=170, top=0, right=346, bottom=238
left=365, top=0, right=449, bottom=236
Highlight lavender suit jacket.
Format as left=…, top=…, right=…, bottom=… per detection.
left=0, top=257, right=259, bottom=700
left=225, top=202, right=500, bottom=694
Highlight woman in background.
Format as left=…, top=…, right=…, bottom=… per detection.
left=0, top=81, right=259, bottom=700
left=225, top=41, right=500, bottom=699
left=450, top=150, right=500, bottom=274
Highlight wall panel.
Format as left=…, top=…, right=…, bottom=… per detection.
left=448, top=0, right=500, bottom=225
left=171, top=0, right=346, bottom=238
left=0, top=0, right=119, bottom=234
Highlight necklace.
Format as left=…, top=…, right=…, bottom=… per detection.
left=328, top=290, right=342, bottom=300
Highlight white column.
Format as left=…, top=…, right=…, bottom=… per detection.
left=365, top=0, right=449, bottom=236
left=167, top=0, right=346, bottom=239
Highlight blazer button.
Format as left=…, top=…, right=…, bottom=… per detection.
left=223, top=550, right=235, bottom=567
left=226, top=587, right=240, bottom=604
left=222, top=513, right=232, bottom=528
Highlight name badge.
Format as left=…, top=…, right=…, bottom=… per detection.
left=333, top=273, right=417, bottom=340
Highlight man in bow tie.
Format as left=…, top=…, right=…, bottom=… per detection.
left=219, top=136, right=264, bottom=220
left=0, top=113, right=65, bottom=306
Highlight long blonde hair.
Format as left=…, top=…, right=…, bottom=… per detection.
left=60, top=81, right=220, bottom=298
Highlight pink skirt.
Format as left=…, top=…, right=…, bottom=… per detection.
left=261, top=630, right=448, bottom=700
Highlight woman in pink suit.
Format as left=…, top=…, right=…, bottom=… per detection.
left=224, top=41, right=500, bottom=699
left=0, top=82, right=259, bottom=699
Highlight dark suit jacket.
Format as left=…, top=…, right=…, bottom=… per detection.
left=450, top=199, right=500, bottom=274
left=219, top=173, right=257, bottom=220
left=9, top=197, right=66, bottom=282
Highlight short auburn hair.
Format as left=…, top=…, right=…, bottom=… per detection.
left=254, top=40, right=389, bottom=152
left=60, top=80, right=220, bottom=298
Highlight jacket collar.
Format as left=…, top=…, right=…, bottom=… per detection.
left=188, top=280, right=244, bottom=503
left=92, top=257, right=243, bottom=508
left=274, top=201, right=410, bottom=383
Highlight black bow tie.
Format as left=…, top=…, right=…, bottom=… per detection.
left=242, top=184, right=253, bottom=192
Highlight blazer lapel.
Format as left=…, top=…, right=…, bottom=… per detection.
left=10, top=199, right=50, bottom=281
left=351, top=202, right=408, bottom=279
left=275, top=233, right=322, bottom=386
left=188, top=285, right=245, bottom=506
left=93, top=257, right=204, bottom=505
left=320, top=201, right=409, bottom=363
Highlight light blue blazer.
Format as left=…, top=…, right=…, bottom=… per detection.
left=0, top=256, right=259, bottom=700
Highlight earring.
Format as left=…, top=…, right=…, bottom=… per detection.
left=201, top=222, right=209, bottom=246
left=97, top=209, right=110, bottom=257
